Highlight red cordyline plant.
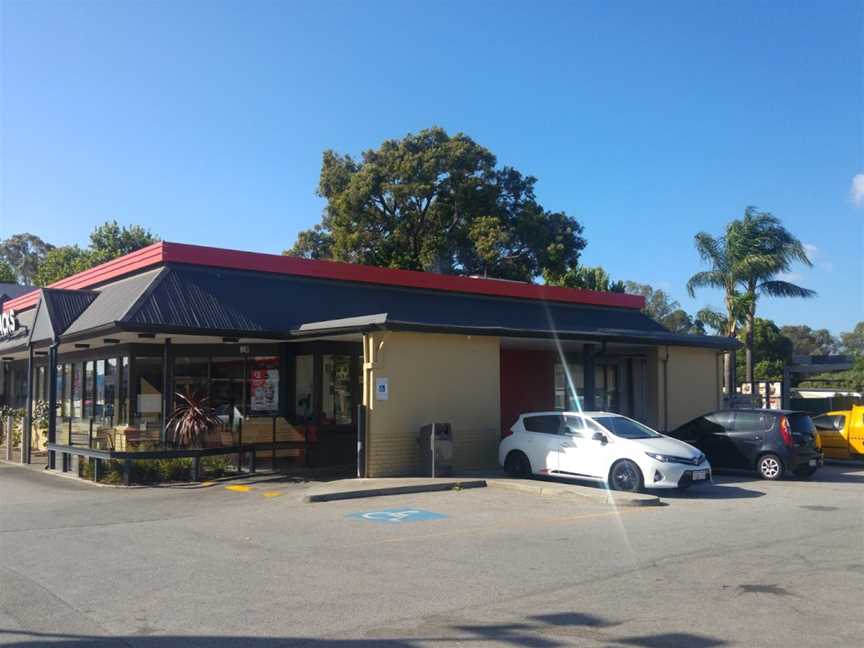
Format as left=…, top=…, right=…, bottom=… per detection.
left=166, top=390, right=221, bottom=448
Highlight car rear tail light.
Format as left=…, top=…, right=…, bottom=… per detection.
left=779, top=416, right=793, bottom=447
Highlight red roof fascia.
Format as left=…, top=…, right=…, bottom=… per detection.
left=2, top=243, right=166, bottom=313
left=4, top=241, right=645, bottom=313
left=161, top=243, right=645, bottom=309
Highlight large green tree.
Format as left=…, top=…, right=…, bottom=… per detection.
left=87, top=221, right=158, bottom=265
left=34, top=246, right=92, bottom=287
left=735, top=318, right=794, bottom=382
left=0, top=233, right=54, bottom=285
left=780, top=325, right=839, bottom=357
left=840, top=322, right=864, bottom=355
left=30, top=221, right=159, bottom=287
left=286, top=127, right=586, bottom=282
left=0, top=260, right=16, bottom=284
left=623, top=281, right=703, bottom=334
left=554, top=266, right=625, bottom=292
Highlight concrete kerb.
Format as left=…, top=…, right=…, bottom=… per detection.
left=304, top=479, right=487, bottom=503
left=487, top=478, right=662, bottom=507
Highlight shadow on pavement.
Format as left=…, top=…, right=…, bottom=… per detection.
left=806, top=469, right=864, bottom=484
left=658, top=483, right=765, bottom=500
left=0, top=610, right=730, bottom=647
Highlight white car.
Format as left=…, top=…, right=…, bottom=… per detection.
left=499, top=411, right=711, bottom=491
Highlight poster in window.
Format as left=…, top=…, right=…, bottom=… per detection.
left=250, top=358, right=279, bottom=413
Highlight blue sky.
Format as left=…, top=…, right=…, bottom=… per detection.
left=1, top=0, right=861, bottom=334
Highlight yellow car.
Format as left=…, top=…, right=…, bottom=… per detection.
left=813, top=406, right=864, bottom=459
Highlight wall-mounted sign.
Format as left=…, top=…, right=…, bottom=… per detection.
left=375, top=377, right=389, bottom=401
left=0, top=310, right=17, bottom=338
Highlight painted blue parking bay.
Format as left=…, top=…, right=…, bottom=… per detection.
left=347, top=508, right=448, bottom=524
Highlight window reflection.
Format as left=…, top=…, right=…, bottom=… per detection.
left=322, top=355, right=352, bottom=425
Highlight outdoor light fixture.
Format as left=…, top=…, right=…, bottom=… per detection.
left=222, top=337, right=239, bottom=343
left=137, top=333, right=156, bottom=339
left=74, top=344, right=90, bottom=349
left=103, top=338, right=121, bottom=344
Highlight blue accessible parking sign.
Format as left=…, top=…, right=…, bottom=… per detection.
left=347, top=508, right=447, bottom=524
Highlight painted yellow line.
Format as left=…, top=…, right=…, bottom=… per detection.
left=262, top=491, right=283, bottom=498
left=225, top=485, right=253, bottom=492
left=199, top=481, right=215, bottom=487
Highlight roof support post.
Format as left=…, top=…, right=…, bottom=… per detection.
left=47, top=342, right=59, bottom=469
left=22, top=344, right=33, bottom=464
left=582, top=343, right=596, bottom=411
left=161, top=338, right=172, bottom=448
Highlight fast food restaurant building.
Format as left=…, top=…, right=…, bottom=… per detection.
left=0, top=242, right=737, bottom=477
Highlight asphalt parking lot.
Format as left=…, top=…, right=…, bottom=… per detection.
left=1, top=462, right=863, bottom=647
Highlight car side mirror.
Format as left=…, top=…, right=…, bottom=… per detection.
left=592, top=432, right=608, bottom=445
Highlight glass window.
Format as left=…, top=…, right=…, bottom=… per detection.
left=63, top=364, right=71, bottom=417
left=83, top=361, right=94, bottom=417
left=104, top=358, right=117, bottom=423
left=523, top=415, right=562, bottom=435
left=136, top=357, right=163, bottom=423
left=248, top=356, right=279, bottom=415
left=72, top=363, right=83, bottom=418
left=117, top=357, right=129, bottom=425
left=813, top=414, right=844, bottom=431
left=733, top=412, right=773, bottom=431
left=35, top=366, right=45, bottom=404
left=55, top=364, right=63, bottom=417
left=787, top=414, right=815, bottom=435
left=211, top=357, right=244, bottom=421
left=553, top=363, right=584, bottom=410
left=294, top=355, right=314, bottom=420
left=95, top=359, right=106, bottom=418
left=594, top=415, right=661, bottom=439
left=554, top=365, right=566, bottom=410
left=211, top=357, right=243, bottom=380
left=563, top=415, right=587, bottom=437
left=322, top=354, right=352, bottom=425
left=174, top=357, right=209, bottom=401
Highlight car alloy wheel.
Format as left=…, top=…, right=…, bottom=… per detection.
left=610, top=460, right=642, bottom=492
left=505, top=452, right=531, bottom=478
left=758, top=454, right=782, bottom=480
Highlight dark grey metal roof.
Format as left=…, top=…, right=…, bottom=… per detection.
left=119, top=264, right=737, bottom=350
left=290, top=313, right=739, bottom=350
left=11, top=263, right=738, bottom=352
left=28, top=288, right=99, bottom=345
left=63, top=268, right=165, bottom=337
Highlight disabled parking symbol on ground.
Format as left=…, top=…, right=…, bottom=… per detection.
left=347, top=508, right=447, bottom=524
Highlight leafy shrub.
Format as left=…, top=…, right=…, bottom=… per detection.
left=201, top=455, right=233, bottom=478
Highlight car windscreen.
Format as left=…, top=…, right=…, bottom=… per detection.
left=593, top=416, right=661, bottom=439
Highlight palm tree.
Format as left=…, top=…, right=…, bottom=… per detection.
left=726, top=209, right=815, bottom=384
left=686, top=232, right=750, bottom=395
left=687, top=207, right=815, bottom=396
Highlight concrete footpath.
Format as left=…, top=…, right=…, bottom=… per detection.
left=303, top=474, right=661, bottom=506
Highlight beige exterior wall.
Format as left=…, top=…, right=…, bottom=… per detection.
left=653, top=346, right=723, bottom=432
left=363, top=331, right=501, bottom=477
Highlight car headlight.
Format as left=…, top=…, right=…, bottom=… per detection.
left=645, top=452, right=703, bottom=465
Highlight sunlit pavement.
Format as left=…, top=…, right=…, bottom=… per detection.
left=1, top=462, right=862, bottom=647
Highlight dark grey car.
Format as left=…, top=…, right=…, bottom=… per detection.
left=668, top=409, right=823, bottom=480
